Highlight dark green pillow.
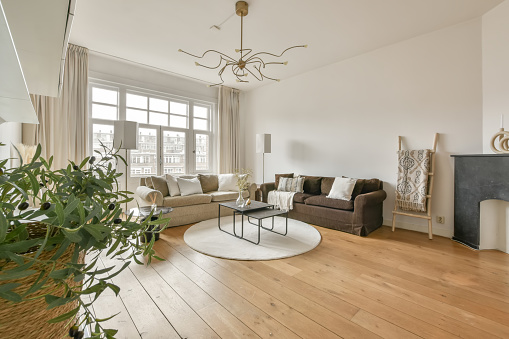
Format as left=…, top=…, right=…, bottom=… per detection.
left=302, top=176, right=322, bottom=195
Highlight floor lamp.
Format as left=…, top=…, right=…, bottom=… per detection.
left=114, top=120, right=139, bottom=213
left=256, top=134, right=271, bottom=183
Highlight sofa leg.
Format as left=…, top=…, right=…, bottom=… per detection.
left=428, top=219, right=433, bottom=240
left=392, top=215, right=396, bottom=232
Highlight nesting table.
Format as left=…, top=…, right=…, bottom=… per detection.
left=218, top=201, right=288, bottom=245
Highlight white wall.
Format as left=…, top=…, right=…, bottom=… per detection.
left=242, top=19, right=484, bottom=237
left=483, top=1, right=509, bottom=153
left=0, top=122, right=22, bottom=168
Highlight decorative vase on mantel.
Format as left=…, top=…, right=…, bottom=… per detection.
left=236, top=189, right=245, bottom=207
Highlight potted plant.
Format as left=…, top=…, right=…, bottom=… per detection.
left=0, top=143, right=169, bottom=339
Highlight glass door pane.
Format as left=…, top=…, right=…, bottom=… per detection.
left=92, top=123, right=116, bottom=169
left=163, top=130, right=186, bottom=175
left=195, top=133, right=209, bottom=172
left=130, top=127, right=158, bottom=177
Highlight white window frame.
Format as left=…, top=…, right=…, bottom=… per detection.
left=88, top=79, right=216, bottom=177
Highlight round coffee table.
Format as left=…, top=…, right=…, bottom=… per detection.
left=130, top=206, right=173, bottom=242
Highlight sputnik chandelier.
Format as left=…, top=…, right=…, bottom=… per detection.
left=178, top=1, right=307, bottom=87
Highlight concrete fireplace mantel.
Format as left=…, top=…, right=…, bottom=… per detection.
left=451, top=154, right=509, bottom=250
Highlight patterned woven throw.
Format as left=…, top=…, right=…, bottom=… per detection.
left=396, top=149, right=431, bottom=212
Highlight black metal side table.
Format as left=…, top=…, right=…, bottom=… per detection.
left=218, top=201, right=288, bottom=245
left=130, top=206, right=173, bottom=242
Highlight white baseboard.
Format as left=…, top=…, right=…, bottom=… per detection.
left=383, top=219, right=453, bottom=238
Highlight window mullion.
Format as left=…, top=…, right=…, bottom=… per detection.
left=119, top=87, right=126, bottom=121
left=158, top=126, right=163, bottom=176
left=188, top=102, right=194, bottom=173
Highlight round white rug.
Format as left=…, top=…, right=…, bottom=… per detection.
left=184, top=216, right=321, bottom=260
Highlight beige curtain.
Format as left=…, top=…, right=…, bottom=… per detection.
left=218, top=86, right=240, bottom=173
left=23, top=44, right=89, bottom=169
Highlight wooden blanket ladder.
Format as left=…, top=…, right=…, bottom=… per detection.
left=392, top=133, right=439, bottom=239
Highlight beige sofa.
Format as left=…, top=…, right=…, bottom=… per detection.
left=135, top=174, right=256, bottom=227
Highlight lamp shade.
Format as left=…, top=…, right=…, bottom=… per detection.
left=256, top=134, right=271, bottom=154
left=113, top=120, right=138, bottom=150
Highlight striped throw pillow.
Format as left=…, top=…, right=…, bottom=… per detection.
left=278, top=176, right=304, bottom=193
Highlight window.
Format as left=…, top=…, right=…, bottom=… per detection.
left=88, top=81, right=216, bottom=177
left=193, top=104, right=212, bottom=172
left=163, top=130, right=186, bottom=174
left=91, top=87, right=118, bottom=120
left=130, top=127, right=157, bottom=176
left=193, top=104, right=209, bottom=131
left=90, top=85, right=119, bottom=168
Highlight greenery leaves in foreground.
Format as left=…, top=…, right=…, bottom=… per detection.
left=0, top=143, right=169, bottom=338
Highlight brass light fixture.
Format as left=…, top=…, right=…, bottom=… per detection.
left=179, top=1, right=307, bottom=87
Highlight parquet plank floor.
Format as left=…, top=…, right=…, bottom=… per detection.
left=92, top=225, right=509, bottom=338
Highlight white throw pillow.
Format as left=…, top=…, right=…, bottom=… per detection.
left=327, top=177, right=357, bottom=201
left=278, top=176, right=304, bottom=193
left=218, top=174, right=238, bottom=192
left=165, top=174, right=181, bottom=197
left=176, top=177, right=203, bottom=196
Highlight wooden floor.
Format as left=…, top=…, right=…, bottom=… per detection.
left=90, top=225, right=509, bottom=339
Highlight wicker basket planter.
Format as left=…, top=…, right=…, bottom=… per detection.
left=0, top=143, right=169, bottom=337
left=0, top=223, right=84, bottom=339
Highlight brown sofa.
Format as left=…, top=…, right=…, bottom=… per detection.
left=260, top=175, right=386, bottom=236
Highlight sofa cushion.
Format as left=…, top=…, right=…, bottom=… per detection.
left=177, top=177, right=203, bottom=196
left=321, top=177, right=335, bottom=195
left=350, top=178, right=365, bottom=199
left=209, top=190, right=249, bottom=202
left=278, top=176, right=304, bottom=192
left=361, top=178, right=381, bottom=194
left=327, top=177, right=357, bottom=201
left=162, top=194, right=212, bottom=208
left=275, top=173, right=293, bottom=190
left=304, top=194, right=354, bottom=211
left=218, top=174, right=238, bottom=192
left=165, top=174, right=181, bottom=196
left=302, top=176, right=322, bottom=195
left=198, top=174, right=219, bottom=193
left=150, top=175, right=169, bottom=197
left=293, top=193, right=315, bottom=204
left=142, top=177, right=154, bottom=189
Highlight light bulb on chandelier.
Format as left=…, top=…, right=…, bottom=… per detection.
left=179, top=1, right=307, bottom=87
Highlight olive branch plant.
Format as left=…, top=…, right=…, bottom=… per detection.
left=0, top=143, right=169, bottom=338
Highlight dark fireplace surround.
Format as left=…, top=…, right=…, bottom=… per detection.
left=451, top=154, right=509, bottom=249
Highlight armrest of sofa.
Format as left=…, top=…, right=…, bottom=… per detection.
left=135, top=186, right=164, bottom=206
left=260, top=182, right=276, bottom=203
left=354, top=189, right=387, bottom=207
left=353, top=189, right=387, bottom=235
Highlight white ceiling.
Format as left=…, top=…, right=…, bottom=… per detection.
left=70, top=0, right=503, bottom=91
